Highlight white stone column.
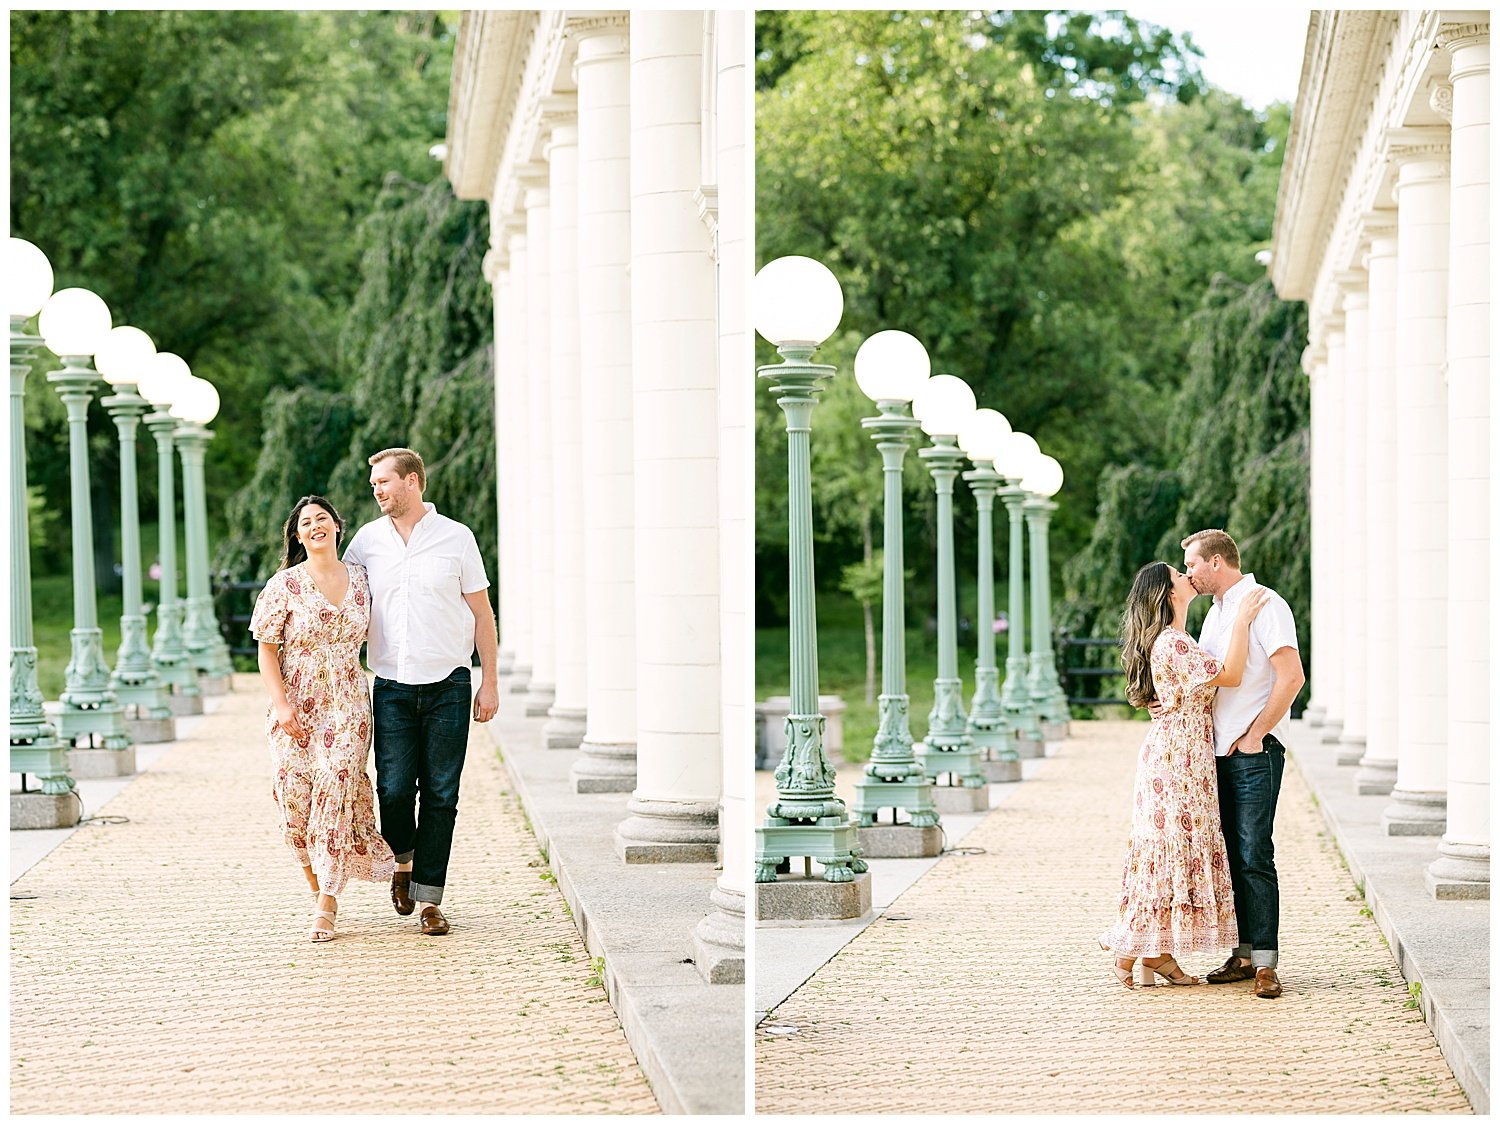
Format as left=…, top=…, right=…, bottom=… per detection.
left=1429, top=24, right=1489, bottom=896
left=1318, top=320, right=1346, bottom=742
left=523, top=176, right=557, bottom=716
left=692, top=7, right=746, bottom=983
left=544, top=106, right=589, bottom=749
left=486, top=249, right=515, bottom=677
left=1304, top=344, right=1329, bottom=726
left=1383, top=134, right=1451, bottom=836
left=570, top=18, right=639, bottom=793
left=615, top=10, right=722, bottom=863
left=1356, top=216, right=1400, bottom=795
left=1335, top=269, right=1369, bottom=765
left=502, top=229, right=535, bottom=695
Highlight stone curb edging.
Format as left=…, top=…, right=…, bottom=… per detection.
left=1286, top=722, right=1488, bottom=1114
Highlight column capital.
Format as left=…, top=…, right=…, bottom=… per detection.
left=1301, top=343, right=1326, bottom=376
left=482, top=246, right=504, bottom=282
left=540, top=94, right=578, bottom=130
left=1436, top=21, right=1489, bottom=53
left=1428, top=80, right=1454, bottom=124
left=1360, top=208, right=1399, bottom=241
left=1334, top=267, right=1368, bottom=293
left=1386, top=126, right=1451, bottom=176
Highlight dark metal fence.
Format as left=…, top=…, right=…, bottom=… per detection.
left=1055, top=629, right=1128, bottom=708
left=217, top=578, right=266, bottom=659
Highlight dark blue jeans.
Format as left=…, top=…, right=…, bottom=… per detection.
left=373, top=666, right=471, bottom=905
left=1215, top=734, right=1285, bottom=968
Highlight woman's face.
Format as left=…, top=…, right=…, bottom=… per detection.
left=1166, top=565, right=1195, bottom=608
left=296, top=504, right=338, bottom=552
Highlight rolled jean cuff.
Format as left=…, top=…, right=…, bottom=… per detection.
left=1251, top=949, right=1278, bottom=969
left=1232, top=944, right=1251, bottom=959
left=411, top=880, right=444, bottom=905
left=393, top=851, right=415, bottom=864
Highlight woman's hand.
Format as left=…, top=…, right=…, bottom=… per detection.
left=275, top=700, right=309, bottom=744
left=1235, top=587, right=1271, bottom=627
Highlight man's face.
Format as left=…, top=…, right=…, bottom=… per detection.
left=1183, top=543, right=1217, bottom=596
left=369, top=458, right=418, bottom=519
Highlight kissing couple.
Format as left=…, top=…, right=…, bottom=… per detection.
left=250, top=447, right=500, bottom=941
left=1099, top=528, right=1306, bottom=998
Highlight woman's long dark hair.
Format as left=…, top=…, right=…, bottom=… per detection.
left=279, top=495, right=345, bottom=571
left=1120, top=562, right=1175, bottom=709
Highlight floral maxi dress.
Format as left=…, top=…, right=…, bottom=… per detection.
left=250, top=563, right=395, bottom=896
left=1100, top=627, right=1238, bottom=957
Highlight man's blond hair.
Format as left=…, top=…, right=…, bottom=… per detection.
left=368, top=447, right=426, bottom=490
left=1181, top=528, right=1240, bottom=569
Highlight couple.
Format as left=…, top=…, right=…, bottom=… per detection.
left=1100, top=529, right=1306, bottom=998
left=250, top=447, right=500, bottom=942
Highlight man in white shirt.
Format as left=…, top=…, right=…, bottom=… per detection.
left=1181, top=528, right=1305, bottom=999
left=344, top=447, right=499, bottom=936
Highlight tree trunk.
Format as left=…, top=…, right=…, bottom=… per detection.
left=862, top=513, right=875, bottom=706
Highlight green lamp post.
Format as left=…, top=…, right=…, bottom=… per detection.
left=39, top=287, right=134, bottom=760
left=997, top=430, right=1044, bottom=756
left=848, top=330, right=941, bottom=856
left=753, top=255, right=867, bottom=889
left=140, top=352, right=202, bottom=714
left=96, top=326, right=176, bottom=742
left=7, top=238, right=77, bottom=816
left=172, top=375, right=235, bottom=690
left=959, top=407, right=1022, bottom=783
left=1022, top=453, right=1070, bottom=736
left=913, top=373, right=987, bottom=804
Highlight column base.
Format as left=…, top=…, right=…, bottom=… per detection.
left=1381, top=787, right=1447, bottom=837
left=755, top=872, right=872, bottom=923
left=1303, top=703, right=1326, bottom=727
left=11, top=790, right=80, bottom=829
left=691, top=885, right=745, bottom=984
left=125, top=716, right=176, bottom=744
left=614, top=796, right=719, bottom=864
left=168, top=690, right=204, bottom=716
left=1319, top=719, right=1344, bottom=744
left=932, top=785, right=989, bottom=814
left=542, top=705, right=587, bottom=749
left=857, top=823, right=943, bottom=858
left=66, top=746, right=138, bottom=778
left=983, top=757, right=1022, bottom=783
left=1354, top=755, right=1397, bottom=796
left=56, top=704, right=132, bottom=749
left=570, top=739, right=637, bottom=793
left=523, top=682, right=556, bottom=717
left=507, top=663, right=533, bottom=694
left=497, top=647, right=515, bottom=676
left=1425, top=840, right=1489, bottom=900
left=1335, top=734, right=1365, bottom=767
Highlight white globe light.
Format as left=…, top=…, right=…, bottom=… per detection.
left=753, top=255, right=843, bottom=348
left=6, top=238, right=54, bottom=319
left=38, top=287, right=112, bottom=357
left=1023, top=453, right=1065, bottom=498
left=911, top=373, right=976, bottom=437
left=138, top=351, right=192, bottom=409
left=94, top=326, right=158, bottom=387
left=171, top=375, right=220, bottom=425
left=853, top=329, right=930, bottom=403
left=997, top=431, right=1041, bottom=481
left=957, top=407, right=1012, bottom=463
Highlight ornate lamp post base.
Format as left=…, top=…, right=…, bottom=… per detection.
left=973, top=724, right=1023, bottom=783
left=852, top=692, right=941, bottom=856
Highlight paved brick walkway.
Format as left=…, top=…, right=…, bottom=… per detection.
left=755, top=721, right=1471, bottom=1114
left=11, top=675, right=659, bottom=1114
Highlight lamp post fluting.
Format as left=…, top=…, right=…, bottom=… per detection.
left=140, top=359, right=201, bottom=713
left=1023, top=454, right=1069, bottom=735
left=960, top=407, right=1021, bottom=783
left=175, top=414, right=235, bottom=689
left=753, top=256, right=867, bottom=889
left=39, top=289, right=133, bottom=755
left=998, top=431, right=1044, bottom=755
left=7, top=239, right=76, bottom=806
left=914, top=374, right=986, bottom=798
left=96, top=327, right=175, bottom=740
left=848, top=331, right=940, bottom=850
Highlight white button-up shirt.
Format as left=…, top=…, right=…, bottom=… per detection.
left=1197, top=573, right=1300, bottom=756
left=343, top=502, right=490, bottom=685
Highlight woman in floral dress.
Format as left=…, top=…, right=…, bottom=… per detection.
left=252, top=495, right=394, bottom=942
left=1100, top=561, right=1267, bottom=987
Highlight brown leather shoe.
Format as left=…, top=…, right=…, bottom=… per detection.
left=419, top=905, right=450, bottom=936
left=391, top=871, right=414, bottom=916
left=1205, top=956, right=1257, bottom=984
left=1253, top=967, right=1283, bottom=999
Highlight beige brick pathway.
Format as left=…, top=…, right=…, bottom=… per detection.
left=755, top=721, right=1471, bottom=1114
left=11, top=676, right=659, bottom=1114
